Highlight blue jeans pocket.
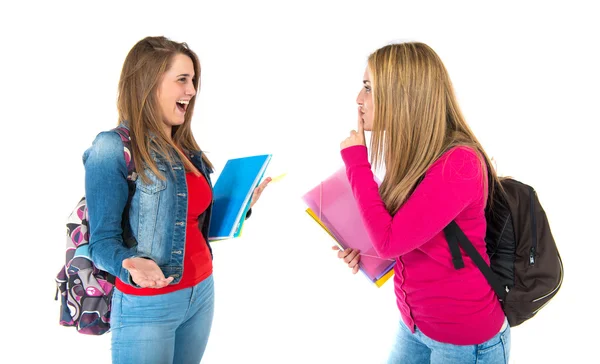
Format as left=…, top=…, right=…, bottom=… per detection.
left=476, top=324, right=510, bottom=364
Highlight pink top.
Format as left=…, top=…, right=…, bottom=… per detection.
left=341, top=145, right=505, bottom=345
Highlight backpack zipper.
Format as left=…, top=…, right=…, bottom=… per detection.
left=527, top=186, right=563, bottom=308
left=532, top=254, right=563, bottom=303
left=529, top=187, right=537, bottom=265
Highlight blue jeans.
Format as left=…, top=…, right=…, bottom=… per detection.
left=387, top=318, right=510, bottom=364
left=110, top=275, right=215, bottom=364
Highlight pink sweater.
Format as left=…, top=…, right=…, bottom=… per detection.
left=341, top=145, right=505, bottom=345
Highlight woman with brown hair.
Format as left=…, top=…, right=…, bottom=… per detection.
left=83, top=36, right=270, bottom=363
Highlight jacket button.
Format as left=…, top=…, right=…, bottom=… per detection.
left=177, top=193, right=186, bottom=197
left=176, top=221, right=185, bottom=226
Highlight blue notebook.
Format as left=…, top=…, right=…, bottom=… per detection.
left=208, top=154, right=272, bottom=241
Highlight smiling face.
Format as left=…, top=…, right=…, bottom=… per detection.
left=157, top=53, right=197, bottom=135
left=356, top=67, right=374, bottom=131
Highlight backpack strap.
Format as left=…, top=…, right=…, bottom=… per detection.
left=112, top=126, right=138, bottom=250
left=443, top=221, right=507, bottom=301
left=113, top=126, right=137, bottom=181
left=444, top=228, right=465, bottom=270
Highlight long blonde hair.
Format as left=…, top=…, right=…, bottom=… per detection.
left=117, top=36, right=212, bottom=183
left=368, top=42, right=499, bottom=214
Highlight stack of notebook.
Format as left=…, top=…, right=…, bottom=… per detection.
left=302, top=167, right=395, bottom=287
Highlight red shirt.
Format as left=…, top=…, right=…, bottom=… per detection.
left=341, top=145, right=505, bottom=345
left=116, top=171, right=213, bottom=295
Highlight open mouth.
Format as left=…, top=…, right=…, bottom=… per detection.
left=176, top=100, right=189, bottom=113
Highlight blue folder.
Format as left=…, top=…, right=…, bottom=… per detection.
left=208, top=154, right=272, bottom=241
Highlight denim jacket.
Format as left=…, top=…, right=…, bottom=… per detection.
left=83, top=124, right=215, bottom=286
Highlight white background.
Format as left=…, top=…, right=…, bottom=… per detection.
left=1, top=1, right=598, bottom=363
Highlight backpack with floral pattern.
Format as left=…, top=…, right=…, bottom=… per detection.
left=55, top=126, right=136, bottom=335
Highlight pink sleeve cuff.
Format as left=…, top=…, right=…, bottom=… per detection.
left=341, top=145, right=369, bottom=167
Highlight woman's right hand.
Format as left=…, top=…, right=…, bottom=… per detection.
left=122, top=257, right=174, bottom=288
left=332, top=246, right=361, bottom=274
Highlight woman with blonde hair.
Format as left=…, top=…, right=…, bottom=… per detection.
left=83, top=36, right=270, bottom=363
left=337, top=42, right=510, bottom=363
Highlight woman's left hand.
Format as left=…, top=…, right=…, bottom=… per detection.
left=250, top=177, right=272, bottom=208
left=341, top=116, right=366, bottom=149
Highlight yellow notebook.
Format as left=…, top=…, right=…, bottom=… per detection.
left=305, top=208, right=394, bottom=288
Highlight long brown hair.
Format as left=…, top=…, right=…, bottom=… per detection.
left=368, top=42, right=499, bottom=214
left=117, top=36, right=212, bottom=183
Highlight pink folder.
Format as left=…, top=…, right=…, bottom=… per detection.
left=302, top=167, right=395, bottom=284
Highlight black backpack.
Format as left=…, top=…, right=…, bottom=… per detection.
left=443, top=177, right=563, bottom=327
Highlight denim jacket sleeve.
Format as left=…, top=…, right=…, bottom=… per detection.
left=83, top=130, right=137, bottom=283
